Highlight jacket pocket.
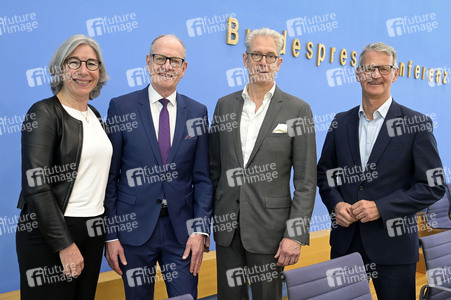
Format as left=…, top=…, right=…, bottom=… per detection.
left=265, top=196, right=291, bottom=208
left=117, top=190, right=136, bottom=205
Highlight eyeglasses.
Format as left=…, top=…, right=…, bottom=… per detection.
left=358, top=65, right=395, bottom=75
left=151, top=54, right=185, bottom=68
left=246, top=52, right=279, bottom=64
left=66, top=57, right=100, bottom=71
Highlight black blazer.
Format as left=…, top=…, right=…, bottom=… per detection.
left=18, top=96, right=104, bottom=252
left=317, top=100, right=445, bottom=264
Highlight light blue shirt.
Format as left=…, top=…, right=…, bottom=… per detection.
left=358, top=97, right=392, bottom=169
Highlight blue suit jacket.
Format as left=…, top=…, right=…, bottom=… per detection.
left=104, top=86, right=213, bottom=246
left=317, top=100, right=445, bottom=264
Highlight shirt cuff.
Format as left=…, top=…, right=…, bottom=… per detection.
left=191, top=232, right=209, bottom=238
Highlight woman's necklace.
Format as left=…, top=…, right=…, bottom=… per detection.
left=80, top=109, right=89, bottom=123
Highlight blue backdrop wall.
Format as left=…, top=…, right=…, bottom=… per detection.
left=0, top=0, right=449, bottom=293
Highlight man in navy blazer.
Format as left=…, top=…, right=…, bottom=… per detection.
left=317, top=42, right=445, bottom=300
left=104, top=35, right=212, bottom=299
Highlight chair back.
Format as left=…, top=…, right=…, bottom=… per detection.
left=425, top=183, right=451, bottom=229
left=281, top=252, right=372, bottom=300
left=165, top=294, right=194, bottom=300
left=420, top=230, right=451, bottom=299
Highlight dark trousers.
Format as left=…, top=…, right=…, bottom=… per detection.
left=16, top=213, right=105, bottom=300
left=331, top=224, right=416, bottom=300
left=216, top=228, right=283, bottom=300
left=119, top=215, right=198, bottom=300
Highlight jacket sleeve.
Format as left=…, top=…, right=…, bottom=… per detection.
left=376, top=116, right=445, bottom=222
left=192, top=105, right=213, bottom=235
left=284, top=102, right=317, bottom=245
left=20, top=102, right=74, bottom=253
left=104, top=99, right=123, bottom=241
left=317, top=116, right=346, bottom=213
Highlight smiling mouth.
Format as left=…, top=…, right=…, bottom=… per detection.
left=73, top=79, right=91, bottom=85
left=158, top=73, right=175, bottom=79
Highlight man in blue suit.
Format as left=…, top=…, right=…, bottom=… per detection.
left=317, top=42, right=445, bottom=300
left=104, top=34, right=212, bottom=299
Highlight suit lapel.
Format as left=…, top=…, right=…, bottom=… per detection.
left=366, top=100, right=402, bottom=166
left=232, top=94, right=245, bottom=168
left=347, top=107, right=362, bottom=167
left=137, top=86, right=162, bottom=165
left=245, top=87, right=283, bottom=168
left=166, top=93, right=187, bottom=164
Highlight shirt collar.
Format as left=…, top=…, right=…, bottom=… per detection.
left=241, top=82, right=276, bottom=102
left=358, top=96, right=392, bottom=120
left=148, top=84, right=177, bottom=106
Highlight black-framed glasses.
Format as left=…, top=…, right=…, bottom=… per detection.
left=151, top=54, right=185, bottom=68
left=66, top=57, right=100, bottom=71
left=246, top=52, right=279, bottom=64
left=358, top=64, right=395, bottom=75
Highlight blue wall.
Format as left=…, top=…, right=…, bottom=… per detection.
left=0, top=0, right=449, bottom=293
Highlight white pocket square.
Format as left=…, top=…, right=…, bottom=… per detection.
left=272, top=124, right=287, bottom=133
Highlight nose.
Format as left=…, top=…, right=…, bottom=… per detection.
left=77, top=62, right=90, bottom=75
left=163, top=59, right=173, bottom=70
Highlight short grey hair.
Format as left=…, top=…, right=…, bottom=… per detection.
left=245, top=28, right=284, bottom=56
left=149, top=34, right=186, bottom=59
left=49, top=34, right=109, bottom=100
left=358, top=42, right=398, bottom=68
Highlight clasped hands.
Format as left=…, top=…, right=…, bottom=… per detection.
left=334, top=200, right=381, bottom=227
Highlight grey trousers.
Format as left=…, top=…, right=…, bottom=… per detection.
left=216, top=228, right=283, bottom=300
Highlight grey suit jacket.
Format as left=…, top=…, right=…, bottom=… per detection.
left=210, top=86, right=317, bottom=254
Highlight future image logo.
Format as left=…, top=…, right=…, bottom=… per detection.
left=126, top=67, right=150, bottom=87
left=286, top=13, right=338, bottom=37
left=26, top=67, right=52, bottom=87
left=186, top=13, right=236, bottom=37
left=326, top=66, right=356, bottom=87
left=386, top=13, right=438, bottom=37
left=86, top=13, right=138, bottom=37
left=0, top=13, right=38, bottom=36
left=226, top=67, right=247, bottom=87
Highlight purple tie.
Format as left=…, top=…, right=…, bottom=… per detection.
left=158, top=98, right=171, bottom=165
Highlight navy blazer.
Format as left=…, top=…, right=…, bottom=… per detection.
left=104, top=86, right=213, bottom=246
left=317, top=100, right=444, bottom=264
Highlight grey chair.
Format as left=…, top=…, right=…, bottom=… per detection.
left=281, top=252, right=372, bottom=300
left=165, top=294, right=194, bottom=300
left=419, top=230, right=451, bottom=299
left=424, top=183, right=451, bottom=230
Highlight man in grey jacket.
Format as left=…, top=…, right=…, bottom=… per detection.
left=210, top=27, right=317, bottom=300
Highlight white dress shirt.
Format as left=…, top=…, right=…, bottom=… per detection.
left=358, top=96, right=392, bottom=168
left=148, top=84, right=177, bottom=145
left=240, top=83, right=276, bottom=166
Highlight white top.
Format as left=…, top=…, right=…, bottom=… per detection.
left=240, top=83, right=276, bottom=167
left=358, top=96, right=392, bottom=168
left=62, top=104, right=113, bottom=217
left=148, top=84, right=177, bottom=145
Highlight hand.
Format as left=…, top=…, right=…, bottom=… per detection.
left=105, top=240, right=127, bottom=276
left=274, top=238, right=301, bottom=267
left=204, top=236, right=210, bottom=253
left=351, top=200, right=381, bottom=223
left=334, top=202, right=358, bottom=227
left=59, top=243, right=84, bottom=277
left=182, top=234, right=205, bottom=276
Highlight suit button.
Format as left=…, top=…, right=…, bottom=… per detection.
left=157, top=199, right=162, bottom=203
left=236, top=199, right=240, bottom=203
left=359, top=186, right=364, bottom=191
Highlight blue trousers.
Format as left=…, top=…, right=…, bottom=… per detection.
left=120, top=215, right=198, bottom=299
